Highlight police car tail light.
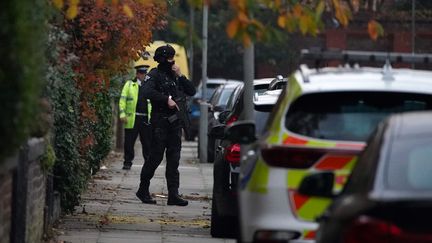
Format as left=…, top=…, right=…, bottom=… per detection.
left=261, top=145, right=323, bottom=169
left=342, top=215, right=432, bottom=243
left=225, top=143, right=240, bottom=165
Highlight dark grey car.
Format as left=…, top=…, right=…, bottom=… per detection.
left=299, top=111, right=432, bottom=243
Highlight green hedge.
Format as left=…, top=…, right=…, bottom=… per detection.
left=0, top=0, right=47, bottom=161
left=46, top=24, right=114, bottom=213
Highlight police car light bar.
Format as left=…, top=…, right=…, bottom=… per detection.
left=301, top=48, right=432, bottom=64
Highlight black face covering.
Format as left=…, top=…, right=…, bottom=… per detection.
left=159, top=60, right=175, bottom=73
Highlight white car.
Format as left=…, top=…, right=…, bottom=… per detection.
left=253, top=77, right=278, bottom=94
left=228, top=51, right=432, bottom=243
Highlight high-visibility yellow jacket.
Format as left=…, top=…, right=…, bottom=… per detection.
left=119, top=79, right=152, bottom=129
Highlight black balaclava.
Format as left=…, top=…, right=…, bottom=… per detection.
left=159, top=60, right=175, bottom=73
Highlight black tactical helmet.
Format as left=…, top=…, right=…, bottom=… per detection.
left=154, top=44, right=175, bottom=63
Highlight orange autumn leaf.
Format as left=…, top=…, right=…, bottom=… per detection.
left=277, top=14, right=286, bottom=28
left=52, top=0, right=64, bottom=9
left=96, top=0, right=104, bottom=8
left=242, top=33, right=252, bottom=47
left=123, top=4, right=134, bottom=18
left=299, top=15, right=309, bottom=34
left=226, top=18, right=240, bottom=38
left=368, top=20, right=384, bottom=41
left=230, top=0, right=246, bottom=11
left=66, top=5, right=78, bottom=19
left=335, top=5, right=350, bottom=26
left=238, top=11, right=249, bottom=24
left=293, top=4, right=302, bottom=18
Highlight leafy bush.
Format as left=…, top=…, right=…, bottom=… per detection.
left=48, top=65, right=86, bottom=212
left=88, top=90, right=113, bottom=174
left=0, top=0, right=47, bottom=161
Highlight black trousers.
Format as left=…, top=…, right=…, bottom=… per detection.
left=124, top=115, right=151, bottom=165
left=139, top=114, right=182, bottom=195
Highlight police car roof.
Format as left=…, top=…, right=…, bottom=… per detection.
left=295, top=66, right=432, bottom=95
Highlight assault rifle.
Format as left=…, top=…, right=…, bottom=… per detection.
left=172, top=92, right=192, bottom=139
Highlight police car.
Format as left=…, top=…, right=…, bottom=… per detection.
left=226, top=50, right=432, bottom=243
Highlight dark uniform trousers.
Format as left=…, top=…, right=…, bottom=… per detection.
left=124, top=115, right=151, bottom=166
left=139, top=113, right=182, bottom=195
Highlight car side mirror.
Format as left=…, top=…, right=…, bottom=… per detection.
left=298, top=172, right=335, bottom=198
left=225, top=120, right=256, bottom=144
left=209, top=124, right=225, bottom=139
left=276, top=74, right=283, bottom=80
left=218, top=110, right=231, bottom=123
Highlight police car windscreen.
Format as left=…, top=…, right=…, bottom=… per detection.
left=285, top=92, right=432, bottom=142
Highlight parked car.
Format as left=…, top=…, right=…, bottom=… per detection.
left=267, top=75, right=287, bottom=90
left=253, top=78, right=274, bottom=94
left=207, top=81, right=242, bottom=162
left=299, top=111, right=432, bottom=243
left=188, top=78, right=240, bottom=141
left=210, top=90, right=281, bottom=238
left=226, top=54, right=432, bottom=243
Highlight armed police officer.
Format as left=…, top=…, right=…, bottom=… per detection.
left=119, top=64, right=152, bottom=170
left=136, top=44, right=196, bottom=206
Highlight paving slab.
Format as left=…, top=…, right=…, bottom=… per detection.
left=56, top=140, right=235, bottom=243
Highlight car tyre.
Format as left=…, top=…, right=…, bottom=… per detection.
left=211, top=193, right=238, bottom=238
left=210, top=196, right=226, bottom=238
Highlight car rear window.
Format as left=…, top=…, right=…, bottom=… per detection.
left=254, top=84, right=269, bottom=95
left=285, top=92, right=432, bottom=141
left=386, top=136, right=432, bottom=190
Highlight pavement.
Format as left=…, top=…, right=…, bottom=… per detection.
left=55, top=140, right=235, bottom=243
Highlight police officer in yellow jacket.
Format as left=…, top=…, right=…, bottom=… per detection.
left=119, top=64, right=152, bottom=170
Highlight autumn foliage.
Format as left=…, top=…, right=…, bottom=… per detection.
left=55, top=0, right=165, bottom=146
left=225, top=0, right=384, bottom=46
left=61, top=0, right=166, bottom=86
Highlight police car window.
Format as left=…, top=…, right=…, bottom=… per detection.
left=285, top=92, right=432, bottom=142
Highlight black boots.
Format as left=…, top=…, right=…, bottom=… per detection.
left=122, top=162, right=132, bottom=170
left=136, top=188, right=188, bottom=206
left=136, top=189, right=156, bottom=204
left=167, top=193, right=188, bottom=206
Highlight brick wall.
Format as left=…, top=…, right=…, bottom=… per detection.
left=2, top=138, right=50, bottom=243
left=25, top=158, right=46, bottom=243
left=0, top=172, right=13, bottom=243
